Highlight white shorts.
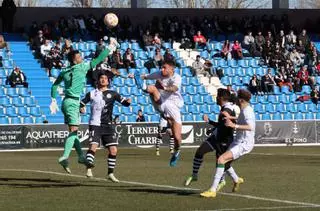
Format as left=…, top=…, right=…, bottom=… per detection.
left=228, top=141, right=254, bottom=160
left=160, top=100, right=182, bottom=124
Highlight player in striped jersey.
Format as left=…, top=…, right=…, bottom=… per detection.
left=80, top=73, right=131, bottom=182
left=184, top=89, right=242, bottom=192
left=135, top=60, right=184, bottom=166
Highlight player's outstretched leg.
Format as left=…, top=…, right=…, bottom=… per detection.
left=169, top=135, right=174, bottom=154
left=156, top=134, right=161, bottom=156
left=169, top=119, right=182, bottom=167
left=185, top=142, right=212, bottom=186
left=58, top=130, right=78, bottom=174
left=134, top=71, right=147, bottom=91
left=226, top=166, right=244, bottom=192
left=107, top=146, right=119, bottom=183
left=74, top=137, right=88, bottom=166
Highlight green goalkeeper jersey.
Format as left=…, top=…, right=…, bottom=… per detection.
left=51, top=48, right=110, bottom=99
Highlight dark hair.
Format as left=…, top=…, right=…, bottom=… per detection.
left=98, top=72, right=109, bottom=80
left=138, top=109, right=142, bottom=112
left=67, top=50, right=80, bottom=65
left=217, top=88, right=231, bottom=102
left=237, top=89, right=251, bottom=102
left=162, top=60, right=176, bottom=67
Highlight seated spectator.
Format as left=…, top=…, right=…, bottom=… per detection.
left=296, top=66, right=314, bottom=90
left=249, top=75, right=262, bottom=95
left=262, top=40, right=273, bottom=64
left=163, top=48, right=175, bottom=62
left=242, top=31, right=254, bottom=50
left=123, top=48, right=136, bottom=69
left=136, top=110, right=146, bottom=122
left=289, top=48, right=303, bottom=67
left=265, top=31, right=274, bottom=44
left=231, top=40, right=243, bottom=60
left=40, top=39, right=52, bottom=58
left=152, top=33, right=161, bottom=49
left=298, top=29, right=309, bottom=47
left=180, top=28, right=192, bottom=49
left=255, top=31, right=265, bottom=49
left=192, top=55, right=207, bottom=76
left=305, top=42, right=317, bottom=66
left=296, top=39, right=306, bottom=60
left=310, top=87, right=319, bottom=104
left=153, top=48, right=164, bottom=67
left=270, top=48, right=286, bottom=68
left=111, top=49, right=124, bottom=69
left=221, top=40, right=231, bottom=60
left=275, top=66, right=293, bottom=91
left=277, top=30, right=286, bottom=49
left=261, top=69, right=276, bottom=93
left=193, top=30, right=208, bottom=50
left=77, top=15, right=88, bottom=36
left=45, top=47, right=63, bottom=76
left=143, top=30, right=154, bottom=51
left=61, top=39, right=73, bottom=58
left=8, top=67, right=28, bottom=88
left=95, top=38, right=106, bottom=56
left=0, top=35, right=9, bottom=51
left=286, top=30, right=297, bottom=50
left=203, top=60, right=215, bottom=76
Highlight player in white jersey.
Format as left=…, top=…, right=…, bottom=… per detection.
left=135, top=60, right=184, bottom=166
left=200, top=89, right=256, bottom=198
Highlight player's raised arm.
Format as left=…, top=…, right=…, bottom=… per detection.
left=90, top=37, right=119, bottom=69
left=50, top=73, right=64, bottom=114
left=115, top=92, right=131, bottom=107
left=80, top=92, right=91, bottom=114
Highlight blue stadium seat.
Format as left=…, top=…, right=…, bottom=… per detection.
left=188, top=105, right=199, bottom=114
left=30, top=107, right=41, bottom=117
left=275, top=104, right=286, bottom=113
left=203, top=95, right=215, bottom=104
left=249, top=58, right=259, bottom=67
left=10, top=117, right=21, bottom=124
left=0, top=117, right=9, bottom=124
left=199, top=104, right=210, bottom=114
left=308, top=104, right=317, bottom=112
left=127, top=115, right=136, bottom=122
left=130, top=97, right=137, bottom=106
left=130, top=87, right=142, bottom=96
left=24, top=96, right=36, bottom=107
left=267, top=95, right=278, bottom=104
left=51, top=68, right=60, bottom=78
left=283, top=113, right=293, bottom=120
left=255, top=113, right=261, bottom=120
left=6, top=88, right=18, bottom=97
left=81, top=115, right=90, bottom=123
left=242, top=76, right=250, bottom=85
left=224, top=67, right=233, bottom=76
left=257, top=95, right=267, bottom=104
left=294, top=112, right=304, bottom=120
left=35, top=116, right=45, bottom=124
left=143, top=105, right=154, bottom=114
left=232, top=77, right=241, bottom=86
left=255, top=67, right=264, bottom=76
left=17, top=107, right=29, bottom=117
left=0, top=107, right=4, bottom=117
left=279, top=94, right=288, bottom=104
left=265, top=104, right=275, bottom=113
left=113, top=78, right=124, bottom=87
left=12, top=97, right=24, bottom=107
left=316, top=76, right=320, bottom=85
left=137, top=96, right=148, bottom=105
left=119, top=115, right=126, bottom=122
left=235, top=68, right=244, bottom=77
left=183, top=115, right=194, bottom=121
left=301, top=85, right=311, bottom=94
left=273, top=86, right=280, bottom=95
left=192, top=95, right=203, bottom=105
left=261, top=113, right=271, bottom=120
left=186, top=85, right=196, bottom=95
left=250, top=96, right=257, bottom=104
left=182, top=68, right=192, bottom=77
left=119, top=87, right=130, bottom=96
left=122, top=107, right=132, bottom=115
left=238, top=60, right=248, bottom=68
left=181, top=106, right=188, bottom=114
left=272, top=113, right=282, bottom=120
left=288, top=93, right=297, bottom=102
left=197, top=86, right=207, bottom=95
left=286, top=104, right=297, bottom=112
left=305, top=112, right=314, bottom=120
left=200, top=51, right=209, bottom=59
left=281, top=86, right=290, bottom=94
left=5, top=107, right=17, bottom=117
left=210, top=104, right=220, bottom=114
left=23, top=117, right=34, bottom=124
left=138, top=51, right=148, bottom=60
left=194, top=115, right=203, bottom=121
left=254, top=104, right=265, bottom=113
left=181, top=77, right=188, bottom=86
left=125, top=78, right=135, bottom=87
left=220, top=77, right=230, bottom=85
left=183, top=95, right=192, bottom=105
left=297, top=104, right=307, bottom=112
left=18, top=88, right=30, bottom=97
left=150, top=115, right=160, bottom=122
left=316, top=113, right=320, bottom=119
left=190, top=78, right=200, bottom=86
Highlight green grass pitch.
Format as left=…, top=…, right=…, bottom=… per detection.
left=0, top=147, right=319, bottom=211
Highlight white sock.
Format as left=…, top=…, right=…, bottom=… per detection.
left=210, top=164, right=225, bottom=191
left=220, top=172, right=226, bottom=182
left=227, top=167, right=239, bottom=183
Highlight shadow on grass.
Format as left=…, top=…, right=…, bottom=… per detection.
left=128, top=188, right=197, bottom=196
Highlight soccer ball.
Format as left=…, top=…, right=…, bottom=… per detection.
left=104, top=13, right=118, bottom=28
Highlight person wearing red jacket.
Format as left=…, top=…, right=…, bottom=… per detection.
left=193, top=31, right=210, bottom=50
left=296, top=66, right=315, bottom=90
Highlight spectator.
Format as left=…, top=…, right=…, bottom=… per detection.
left=255, top=31, right=265, bottom=49
left=77, top=15, right=87, bottom=36
left=296, top=66, right=314, bottom=90
left=305, top=42, right=317, bottom=66
left=203, top=60, right=215, bottom=76
left=0, top=35, right=9, bottom=51
left=111, top=49, right=124, bottom=69
left=143, top=30, right=154, bottom=51
left=45, top=47, right=63, bottom=77
left=296, top=39, right=306, bottom=60
left=136, top=110, right=146, bottom=122
left=242, top=31, right=254, bottom=50
left=163, top=48, right=175, bottom=62
left=8, top=67, right=28, bottom=88
left=310, top=87, right=319, bottom=104
left=231, top=40, right=243, bottom=60
left=249, top=75, right=262, bottom=95
left=61, top=39, right=73, bottom=58
left=123, top=48, right=136, bottom=69
left=265, top=31, right=274, bottom=44
left=286, top=30, right=297, bottom=50
left=1, top=0, right=16, bottom=32
left=298, top=29, right=309, bottom=47
left=152, top=33, right=161, bottom=49
left=180, top=28, right=192, bottom=49
left=270, top=48, right=285, bottom=69
left=221, top=40, right=231, bottom=60
left=191, top=55, right=206, bottom=76
left=153, top=48, right=164, bottom=67
left=193, top=30, right=207, bottom=50
left=277, top=30, right=286, bottom=49
left=275, top=66, right=293, bottom=91
left=95, top=38, right=106, bottom=56
left=263, top=40, right=273, bottom=64
left=289, top=48, right=303, bottom=67
left=261, top=69, right=276, bottom=93
left=40, top=39, right=52, bottom=58
left=32, top=30, right=45, bottom=56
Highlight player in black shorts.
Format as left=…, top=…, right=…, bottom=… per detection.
left=80, top=72, right=131, bottom=182
left=184, top=88, right=242, bottom=192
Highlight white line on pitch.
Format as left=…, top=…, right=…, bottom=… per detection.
left=251, top=152, right=320, bottom=157
left=205, top=205, right=320, bottom=211
left=1, top=169, right=320, bottom=208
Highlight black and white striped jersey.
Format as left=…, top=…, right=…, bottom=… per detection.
left=81, top=89, right=130, bottom=126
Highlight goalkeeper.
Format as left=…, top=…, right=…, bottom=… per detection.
left=50, top=37, right=119, bottom=174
